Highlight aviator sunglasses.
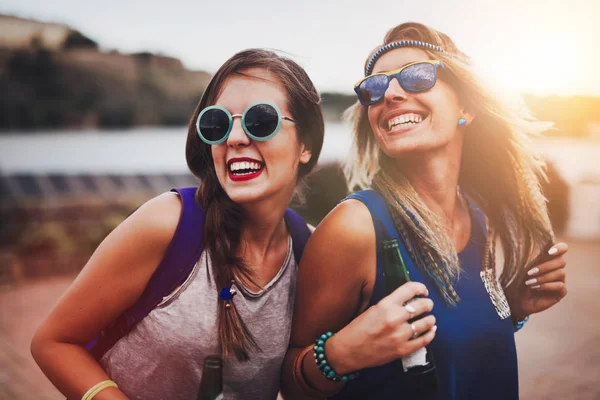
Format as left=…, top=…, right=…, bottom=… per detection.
left=196, top=101, right=295, bottom=145
left=354, top=60, right=445, bottom=106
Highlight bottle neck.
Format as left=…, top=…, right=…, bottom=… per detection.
left=198, top=357, right=223, bottom=400
left=382, top=239, right=411, bottom=288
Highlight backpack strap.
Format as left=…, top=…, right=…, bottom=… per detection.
left=87, top=187, right=206, bottom=359
left=284, top=208, right=312, bottom=264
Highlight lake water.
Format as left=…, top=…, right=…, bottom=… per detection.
left=0, top=123, right=598, bottom=184
left=1, top=123, right=599, bottom=238
left=0, top=123, right=352, bottom=174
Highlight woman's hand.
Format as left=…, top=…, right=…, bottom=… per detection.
left=326, top=281, right=437, bottom=375
left=508, top=242, right=569, bottom=322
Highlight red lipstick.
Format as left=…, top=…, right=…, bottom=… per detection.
left=227, top=157, right=264, bottom=182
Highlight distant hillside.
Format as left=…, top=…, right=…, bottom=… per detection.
left=0, top=15, right=211, bottom=131
left=1, top=15, right=598, bottom=137
left=0, top=14, right=97, bottom=51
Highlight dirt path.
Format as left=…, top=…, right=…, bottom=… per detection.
left=1, top=240, right=598, bottom=399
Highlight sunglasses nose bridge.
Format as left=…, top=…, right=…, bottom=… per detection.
left=383, top=74, right=408, bottom=102
left=226, top=115, right=251, bottom=147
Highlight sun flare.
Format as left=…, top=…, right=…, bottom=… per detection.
left=479, top=34, right=583, bottom=96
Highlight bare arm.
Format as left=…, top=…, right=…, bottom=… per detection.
left=281, top=200, right=436, bottom=399
left=30, top=192, right=182, bottom=399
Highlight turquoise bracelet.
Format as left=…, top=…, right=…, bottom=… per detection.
left=313, top=332, right=359, bottom=383
left=514, top=316, right=529, bottom=332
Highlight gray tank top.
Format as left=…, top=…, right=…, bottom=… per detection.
left=100, top=236, right=296, bottom=400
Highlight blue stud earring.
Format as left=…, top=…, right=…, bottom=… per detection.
left=458, top=118, right=467, bottom=126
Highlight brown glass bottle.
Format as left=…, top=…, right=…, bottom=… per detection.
left=382, top=239, right=439, bottom=395
left=197, top=355, right=224, bottom=400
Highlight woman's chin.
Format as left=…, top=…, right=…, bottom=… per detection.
left=381, top=143, right=431, bottom=158
left=225, top=188, right=265, bottom=205
left=380, top=136, right=453, bottom=159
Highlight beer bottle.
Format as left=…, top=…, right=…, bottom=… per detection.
left=382, top=239, right=439, bottom=395
left=197, top=355, right=223, bottom=400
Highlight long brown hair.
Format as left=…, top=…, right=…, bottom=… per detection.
left=186, top=49, right=324, bottom=360
left=345, top=22, right=553, bottom=304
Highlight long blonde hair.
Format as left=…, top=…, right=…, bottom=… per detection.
left=344, top=22, right=554, bottom=304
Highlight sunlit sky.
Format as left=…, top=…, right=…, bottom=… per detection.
left=2, top=0, right=599, bottom=96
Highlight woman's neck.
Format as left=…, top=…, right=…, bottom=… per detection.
left=396, top=145, right=462, bottom=222
left=394, top=141, right=470, bottom=250
left=238, top=197, right=291, bottom=263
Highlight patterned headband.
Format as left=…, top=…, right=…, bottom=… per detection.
left=365, top=40, right=445, bottom=76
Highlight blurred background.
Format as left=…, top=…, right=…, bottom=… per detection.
left=0, top=1, right=598, bottom=399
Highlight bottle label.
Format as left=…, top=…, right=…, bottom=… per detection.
left=401, top=347, right=429, bottom=372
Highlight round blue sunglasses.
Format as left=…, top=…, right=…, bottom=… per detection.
left=196, top=101, right=295, bottom=145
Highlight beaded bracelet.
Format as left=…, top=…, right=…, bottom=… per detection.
left=313, top=332, right=359, bottom=383
left=514, top=316, right=530, bottom=332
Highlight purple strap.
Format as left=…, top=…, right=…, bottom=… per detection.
left=129, top=187, right=205, bottom=321
left=87, top=187, right=205, bottom=359
left=284, top=207, right=311, bottom=264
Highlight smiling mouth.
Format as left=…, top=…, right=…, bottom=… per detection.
left=387, top=112, right=428, bottom=131
left=228, top=160, right=264, bottom=176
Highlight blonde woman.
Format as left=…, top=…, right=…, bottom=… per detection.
left=281, top=22, right=568, bottom=399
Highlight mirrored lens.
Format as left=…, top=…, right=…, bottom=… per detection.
left=199, top=108, right=230, bottom=142
left=244, top=104, right=279, bottom=138
left=400, top=63, right=436, bottom=92
left=358, top=75, right=390, bottom=105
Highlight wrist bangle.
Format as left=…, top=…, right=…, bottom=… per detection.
left=314, top=332, right=359, bottom=383
left=81, top=380, right=118, bottom=400
left=293, top=345, right=329, bottom=398
left=514, top=316, right=529, bottom=332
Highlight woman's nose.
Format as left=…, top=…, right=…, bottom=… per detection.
left=383, top=77, right=408, bottom=104
left=226, top=118, right=251, bottom=148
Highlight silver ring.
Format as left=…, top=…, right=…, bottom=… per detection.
left=410, top=323, right=418, bottom=339
left=404, top=303, right=416, bottom=320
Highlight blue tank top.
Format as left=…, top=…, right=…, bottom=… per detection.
left=332, top=190, right=518, bottom=400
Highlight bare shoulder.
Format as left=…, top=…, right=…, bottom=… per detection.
left=300, top=198, right=375, bottom=285
left=311, top=198, right=375, bottom=250
left=79, top=190, right=184, bottom=283
left=123, top=191, right=182, bottom=242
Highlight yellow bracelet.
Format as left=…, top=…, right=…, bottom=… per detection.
left=81, top=380, right=118, bottom=400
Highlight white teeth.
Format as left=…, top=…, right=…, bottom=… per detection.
left=388, top=113, right=424, bottom=130
left=229, top=161, right=263, bottom=173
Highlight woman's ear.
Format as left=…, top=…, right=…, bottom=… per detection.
left=298, top=137, right=312, bottom=165
left=299, top=143, right=312, bottom=165
left=460, top=108, right=477, bottom=125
